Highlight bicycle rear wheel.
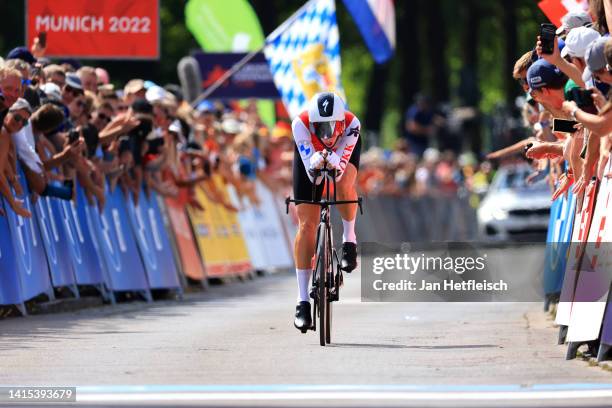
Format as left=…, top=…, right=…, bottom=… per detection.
left=316, top=224, right=328, bottom=347
left=325, top=230, right=333, bottom=344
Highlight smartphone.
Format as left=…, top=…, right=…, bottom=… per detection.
left=68, top=129, right=80, bottom=144
left=553, top=118, right=578, bottom=133
left=570, top=88, right=595, bottom=109
left=38, top=31, right=47, bottom=48
left=540, top=23, right=556, bottom=55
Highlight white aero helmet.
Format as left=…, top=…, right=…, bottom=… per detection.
left=307, top=92, right=346, bottom=142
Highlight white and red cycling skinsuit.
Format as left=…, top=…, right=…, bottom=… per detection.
left=291, top=110, right=361, bottom=202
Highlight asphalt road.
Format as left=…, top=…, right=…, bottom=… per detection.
left=0, top=247, right=611, bottom=407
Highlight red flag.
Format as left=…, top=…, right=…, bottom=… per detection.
left=538, top=0, right=567, bottom=27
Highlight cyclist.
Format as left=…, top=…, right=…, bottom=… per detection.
left=291, top=92, right=361, bottom=332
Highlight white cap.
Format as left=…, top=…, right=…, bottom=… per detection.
left=561, top=26, right=600, bottom=59
left=145, top=85, right=167, bottom=104
left=41, top=82, right=62, bottom=102
left=556, top=11, right=593, bottom=35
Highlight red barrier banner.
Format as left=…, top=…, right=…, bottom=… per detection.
left=26, top=0, right=159, bottom=59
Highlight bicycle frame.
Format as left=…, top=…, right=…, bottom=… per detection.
left=286, top=159, right=363, bottom=345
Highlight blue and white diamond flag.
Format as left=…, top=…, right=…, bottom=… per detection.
left=264, top=0, right=344, bottom=118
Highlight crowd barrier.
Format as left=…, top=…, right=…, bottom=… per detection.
left=0, top=167, right=294, bottom=315
left=332, top=194, right=479, bottom=243
left=547, top=156, right=612, bottom=361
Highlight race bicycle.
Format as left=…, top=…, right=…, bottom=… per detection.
left=286, top=159, right=363, bottom=346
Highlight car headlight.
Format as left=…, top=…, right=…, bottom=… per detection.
left=492, top=208, right=508, bottom=220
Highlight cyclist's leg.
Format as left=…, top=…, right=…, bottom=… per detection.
left=292, top=146, right=324, bottom=302
left=337, top=136, right=361, bottom=244
left=337, top=161, right=359, bottom=272
left=336, top=163, right=358, bottom=241
left=294, top=203, right=319, bottom=300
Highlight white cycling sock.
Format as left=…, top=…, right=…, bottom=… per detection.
left=342, top=218, right=357, bottom=243
left=296, top=268, right=312, bottom=302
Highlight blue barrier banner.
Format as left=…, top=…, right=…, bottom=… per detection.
left=34, top=196, right=77, bottom=289
left=6, top=167, right=52, bottom=301
left=0, top=200, right=23, bottom=306
left=127, top=190, right=180, bottom=289
left=547, top=191, right=576, bottom=296
left=544, top=196, right=564, bottom=295
left=95, top=185, right=149, bottom=292
left=63, top=186, right=106, bottom=286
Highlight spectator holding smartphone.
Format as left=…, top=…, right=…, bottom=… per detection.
left=561, top=39, right=612, bottom=137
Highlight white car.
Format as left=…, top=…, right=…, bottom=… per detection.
left=477, top=164, right=552, bottom=241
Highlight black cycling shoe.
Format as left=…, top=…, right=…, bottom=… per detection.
left=340, top=242, right=357, bottom=272
left=294, top=301, right=312, bottom=333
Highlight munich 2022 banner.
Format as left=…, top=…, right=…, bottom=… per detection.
left=26, top=0, right=160, bottom=59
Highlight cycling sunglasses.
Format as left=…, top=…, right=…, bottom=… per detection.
left=313, top=121, right=337, bottom=140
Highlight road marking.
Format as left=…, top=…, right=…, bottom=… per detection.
left=75, top=384, right=612, bottom=402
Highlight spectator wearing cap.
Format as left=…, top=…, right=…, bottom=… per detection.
left=560, top=27, right=600, bottom=72
left=527, top=59, right=569, bottom=116
left=62, top=72, right=84, bottom=105
left=123, top=79, right=146, bottom=105
left=77, top=66, right=98, bottom=93
left=537, top=26, right=599, bottom=89
left=582, top=37, right=612, bottom=87
left=561, top=39, right=612, bottom=138
left=195, top=100, right=216, bottom=126
left=6, top=47, right=37, bottom=66
left=40, top=82, right=62, bottom=104
left=556, top=11, right=593, bottom=38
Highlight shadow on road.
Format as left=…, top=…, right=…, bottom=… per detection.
left=328, top=342, right=499, bottom=350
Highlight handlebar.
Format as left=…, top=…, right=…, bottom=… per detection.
left=285, top=196, right=363, bottom=215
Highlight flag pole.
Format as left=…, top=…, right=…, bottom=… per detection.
left=190, top=0, right=316, bottom=107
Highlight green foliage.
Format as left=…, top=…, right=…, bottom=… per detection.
left=0, top=0, right=550, bottom=146
left=340, top=47, right=373, bottom=121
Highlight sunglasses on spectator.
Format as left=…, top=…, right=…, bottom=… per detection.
left=11, top=113, right=28, bottom=125
left=97, top=112, right=111, bottom=122
left=116, top=105, right=128, bottom=111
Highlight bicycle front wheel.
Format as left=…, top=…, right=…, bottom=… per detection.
left=316, top=224, right=328, bottom=347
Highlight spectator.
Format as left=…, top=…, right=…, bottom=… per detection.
left=77, top=66, right=98, bottom=93
left=0, top=99, right=32, bottom=218
left=403, top=94, right=438, bottom=157
left=556, top=11, right=593, bottom=38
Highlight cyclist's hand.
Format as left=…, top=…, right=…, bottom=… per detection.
left=309, top=151, right=326, bottom=172
left=326, top=151, right=341, bottom=170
